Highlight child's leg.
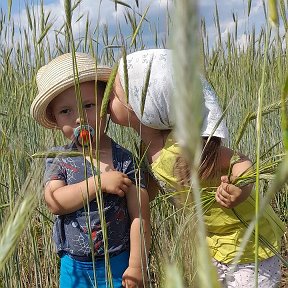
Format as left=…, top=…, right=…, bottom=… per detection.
left=59, top=251, right=129, bottom=288
left=213, top=256, right=281, bottom=288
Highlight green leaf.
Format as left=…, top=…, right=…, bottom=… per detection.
left=140, top=56, right=153, bottom=117
left=281, top=73, right=288, bottom=151
left=100, top=62, right=118, bottom=118
left=122, top=48, right=129, bottom=104
left=268, top=0, right=279, bottom=27
left=248, top=0, right=252, bottom=17
left=164, top=264, right=184, bottom=288
left=112, top=0, right=132, bottom=9
left=32, top=151, right=83, bottom=158
left=37, top=23, right=53, bottom=44
left=7, top=0, right=12, bottom=21
left=130, top=3, right=151, bottom=47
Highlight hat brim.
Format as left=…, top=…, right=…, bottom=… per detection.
left=30, top=67, right=111, bottom=129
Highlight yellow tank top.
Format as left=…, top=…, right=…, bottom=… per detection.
left=151, top=134, right=285, bottom=264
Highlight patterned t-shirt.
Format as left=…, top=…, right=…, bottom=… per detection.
left=44, top=140, right=143, bottom=260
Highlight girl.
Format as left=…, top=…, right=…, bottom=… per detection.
left=30, top=52, right=150, bottom=288
left=108, top=49, right=285, bottom=287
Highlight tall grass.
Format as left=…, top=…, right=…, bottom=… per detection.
left=171, top=1, right=219, bottom=287
left=0, top=0, right=287, bottom=287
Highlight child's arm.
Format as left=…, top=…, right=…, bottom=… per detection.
left=44, top=171, right=132, bottom=215
left=216, top=149, right=253, bottom=209
left=146, top=172, right=161, bottom=201
left=122, top=185, right=151, bottom=288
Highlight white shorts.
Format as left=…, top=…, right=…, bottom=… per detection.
left=212, top=256, right=281, bottom=288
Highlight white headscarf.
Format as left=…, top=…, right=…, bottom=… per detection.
left=118, top=49, right=228, bottom=139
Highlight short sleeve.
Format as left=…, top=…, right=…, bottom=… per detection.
left=112, top=142, right=146, bottom=188
left=43, top=157, right=66, bottom=185
left=125, top=159, right=146, bottom=189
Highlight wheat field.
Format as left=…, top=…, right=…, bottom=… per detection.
left=0, top=1, right=287, bottom=287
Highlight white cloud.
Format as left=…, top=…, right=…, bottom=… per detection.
left=200, top=0, right=274, bottom=49
left=3, top=0, right=285, bottom=52
left=236, top=33, right=249, bottom=50
left=0, top=0, right=173, bottom=60
left=250, top=0, right=263, bottom=16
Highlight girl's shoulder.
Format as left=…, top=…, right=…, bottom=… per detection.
left=218, top=146, right=251, bottom=172
left=218, top=146, right=235, bottom=172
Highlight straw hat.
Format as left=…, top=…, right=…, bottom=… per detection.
left=30, top=52, right=112, bottom=129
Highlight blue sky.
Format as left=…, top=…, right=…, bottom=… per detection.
left=0, top=0, right=286, bottom=49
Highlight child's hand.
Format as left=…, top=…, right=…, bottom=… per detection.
left=215, top=175, right=248, bottom=208
left=100, top=171, right=132, bottom=197
left=122, top=266, right=144, bottom=288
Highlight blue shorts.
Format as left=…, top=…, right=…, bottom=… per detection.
left=60, top=251, right=129, bottom=288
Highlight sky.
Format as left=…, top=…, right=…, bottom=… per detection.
left=0, top=0, right=286, bottom=50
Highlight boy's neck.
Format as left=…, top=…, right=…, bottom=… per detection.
left=75, top=134, right=112, bottom=154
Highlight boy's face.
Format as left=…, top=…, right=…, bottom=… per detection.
left=49, top=81, right=105, bottom=143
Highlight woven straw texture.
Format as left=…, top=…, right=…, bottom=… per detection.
left=30, top=52, right=111, bottom=128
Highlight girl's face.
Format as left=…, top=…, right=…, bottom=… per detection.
left=108, top=73, right=140, bottom=129
left=49, top=81, right=105, bottom=143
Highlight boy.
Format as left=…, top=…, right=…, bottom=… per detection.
left=30, top=52, right=150, bottom=288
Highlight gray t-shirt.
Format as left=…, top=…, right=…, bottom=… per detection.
left=44, top=140, right=143, bottom=260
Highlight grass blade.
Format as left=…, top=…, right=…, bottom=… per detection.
left=130, top=3, right=151, bottom=47
left=281, top=74, right=288, bottom=151
left=268, top=0, right=279, bottom=27
left=140, top=56, right=153, bottom=117
left=100, top=62, right=118, bottom=118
